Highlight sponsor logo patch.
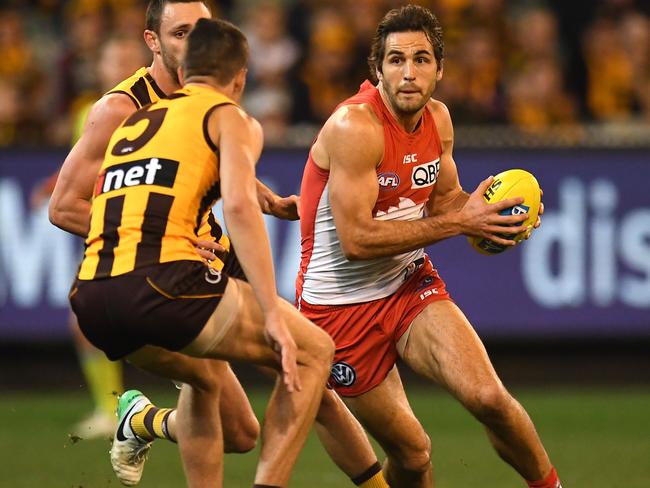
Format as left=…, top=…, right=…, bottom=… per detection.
left=330, top=361, right=356, bottom=387
left=403, top=153, right=418, bottom=164
left=377, top=172, right=400, bottom=190
left=411, top=159, right=440, bottom=189
left=96, top=157, right=178, bottom=195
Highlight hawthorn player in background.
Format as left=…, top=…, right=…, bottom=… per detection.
left=50, top=1, right=388, bottom=487
left=49, top=0, right=261, bottom=461
left=297, top=5, right=562, bottom=488
left=70, top=18, right=336, bottom=487
left=31, top=36, right=149, bottom=440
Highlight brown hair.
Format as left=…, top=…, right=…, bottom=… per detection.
left=182, top=18, right=249, bottom=85
left=368, top=5, right=444, bottom=81
left=145, top=0, right=210, bottom=33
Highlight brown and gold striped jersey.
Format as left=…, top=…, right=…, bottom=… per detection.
left=107, top=68, right=229, bottom=253
left=78, top=84, right=234, bottom=280
left=106, top=67, right=167, bottom=109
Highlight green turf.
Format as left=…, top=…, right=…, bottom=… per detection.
left=1, top=386, right=648, bottom=487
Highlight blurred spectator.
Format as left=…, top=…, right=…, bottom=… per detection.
left=506, top=58, right=578, bottom=131
left=293, top=7, right=358, bottom=122
left=0, top=0, right=648, bottom=148
left=0, top=8, right=47, bottom=146
left=243, top=1, right=300, bottom=145
left=70, top=35, right=149, bottom=143
left=504, top=5, right=578, bottom=131
left=0, top=78, right=21, bottom=146
left=583, top=10, right=650, bottom=122
left=51, top=4, right=106, bottom=144
left=437, top=27, right=507, bottom=123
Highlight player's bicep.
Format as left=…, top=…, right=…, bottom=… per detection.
left=427, top=100, right=464, bottom=215
left=213, top=106, right=260, bottom=206
left=53, top=95, right=135, bottom=203
left=326, top=119, right=382, bottom=247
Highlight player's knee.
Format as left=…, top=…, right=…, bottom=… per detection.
left=306, top=327, right=335, bottom=370
left=469, top=383, right=514, bottom=423
left=223, top=417, right=259, bottom=453
left=389, top=432, right=432, bottom=475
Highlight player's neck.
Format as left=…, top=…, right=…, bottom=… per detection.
left=147, top=62, right=180, bottom=96
left=378, top=83, right=424, bottom=133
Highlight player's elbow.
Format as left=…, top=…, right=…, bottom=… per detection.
left=340, top=237, right=372, bottom=261
left=223, top=196, right=259, bottom=220
left=48, top=199, right=65, bottom=229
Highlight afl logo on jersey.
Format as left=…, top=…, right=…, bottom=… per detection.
left=411, top=159, right=440, bottom=189
left=330, top=361, right=356, bottom=387
left=377, top=172, right=400, bottom=191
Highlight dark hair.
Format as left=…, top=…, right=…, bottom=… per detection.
left=146, top=0, right=210, bottom=33
left=368, top=5, right=444, bottom=81
left=182, top=18, right=249, bottom=85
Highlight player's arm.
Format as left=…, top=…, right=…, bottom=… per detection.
left=48, top=94, right=135, bottom=237
left=238, top=117, right=300, bottom=220
left=256, top=179, right=300, bottom=221
left=427, top=100, right=541, bottom=236
left=425, top=100, right=469, bottom=216
left=210, top=105, right=299, bottom=392
left=326, top=107, right=529, bottom=260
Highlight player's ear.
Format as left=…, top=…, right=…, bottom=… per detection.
left=233, top=68, right=247, bottom=100
left=144, top=29, right=160, bottom=54
left=375, top=67, right=382, bottom=82
left=436, top=60, right=444, bottom=81
left=177, top=67, right=185, bottom=86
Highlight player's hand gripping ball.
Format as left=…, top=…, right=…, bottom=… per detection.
left=468, top=169, right=541, bottom=255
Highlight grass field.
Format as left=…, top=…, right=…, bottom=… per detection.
left=2, top=386, right=649, bottom=487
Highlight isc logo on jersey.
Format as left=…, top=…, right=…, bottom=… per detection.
left=96, top=157, right=179, bottom=195
left=411, top=159, right=440, bottom=189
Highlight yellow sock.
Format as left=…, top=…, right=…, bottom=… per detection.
left=358, top=471, right=389, bottom=488
left=354, top=463, right=389, bottom=487
left=79, top=350, right=122, bottom=415
left=130, top=405, right=175, bottom=442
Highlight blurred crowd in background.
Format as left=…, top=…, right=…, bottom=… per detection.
left=1, top=0, right=649, bottom=147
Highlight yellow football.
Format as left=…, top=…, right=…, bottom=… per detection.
left=468, top=169, right=541, bottom=255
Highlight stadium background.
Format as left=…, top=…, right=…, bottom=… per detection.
left=0, top=0, right=649, bottom=486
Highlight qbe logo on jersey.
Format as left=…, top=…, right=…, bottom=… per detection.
left=411, top=159, right=440, bottom=189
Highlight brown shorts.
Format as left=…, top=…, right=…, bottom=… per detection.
left=70, top=261, right=228, bottom=360
left=222, top=245, right=247, bottom=281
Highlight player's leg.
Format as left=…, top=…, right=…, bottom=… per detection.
left=342, top=366, right=433, bottom=488
left=125, top=347, right=228, bottom=488
left=216, top=362, right=259, bottom=453
left=247, top=365, right=388, bottom=487
left=69, top=311, right=121, bottom=439
left=401, top=300, right=560, bottom=486
left=315, top=389, right=388, bottom=487
left=183, top=278, right=334, bottom=487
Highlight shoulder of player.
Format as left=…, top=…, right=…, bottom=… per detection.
left=208, top=103, right=256, bottom=131
left=85, top=92, right=138, bottom=131
left=427, top=98, right=453, bottom=143
left=322, top=104, right=383, bottom=157
left=207, top=103, right=261, bottom=145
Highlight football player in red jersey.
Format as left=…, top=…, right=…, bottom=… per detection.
left=297, top=5, right=561, bottom=488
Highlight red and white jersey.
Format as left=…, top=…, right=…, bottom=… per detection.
left=297, top=81, right=443, bottom=305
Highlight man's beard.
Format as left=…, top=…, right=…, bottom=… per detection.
left=160, top=42, right=180, bottom=85
left=385, top=82, right=436, bottom=117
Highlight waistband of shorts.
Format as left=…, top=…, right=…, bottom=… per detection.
left=298, top=293, right=386, bottom=313
left=76, top=260, right=205, bottom=281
